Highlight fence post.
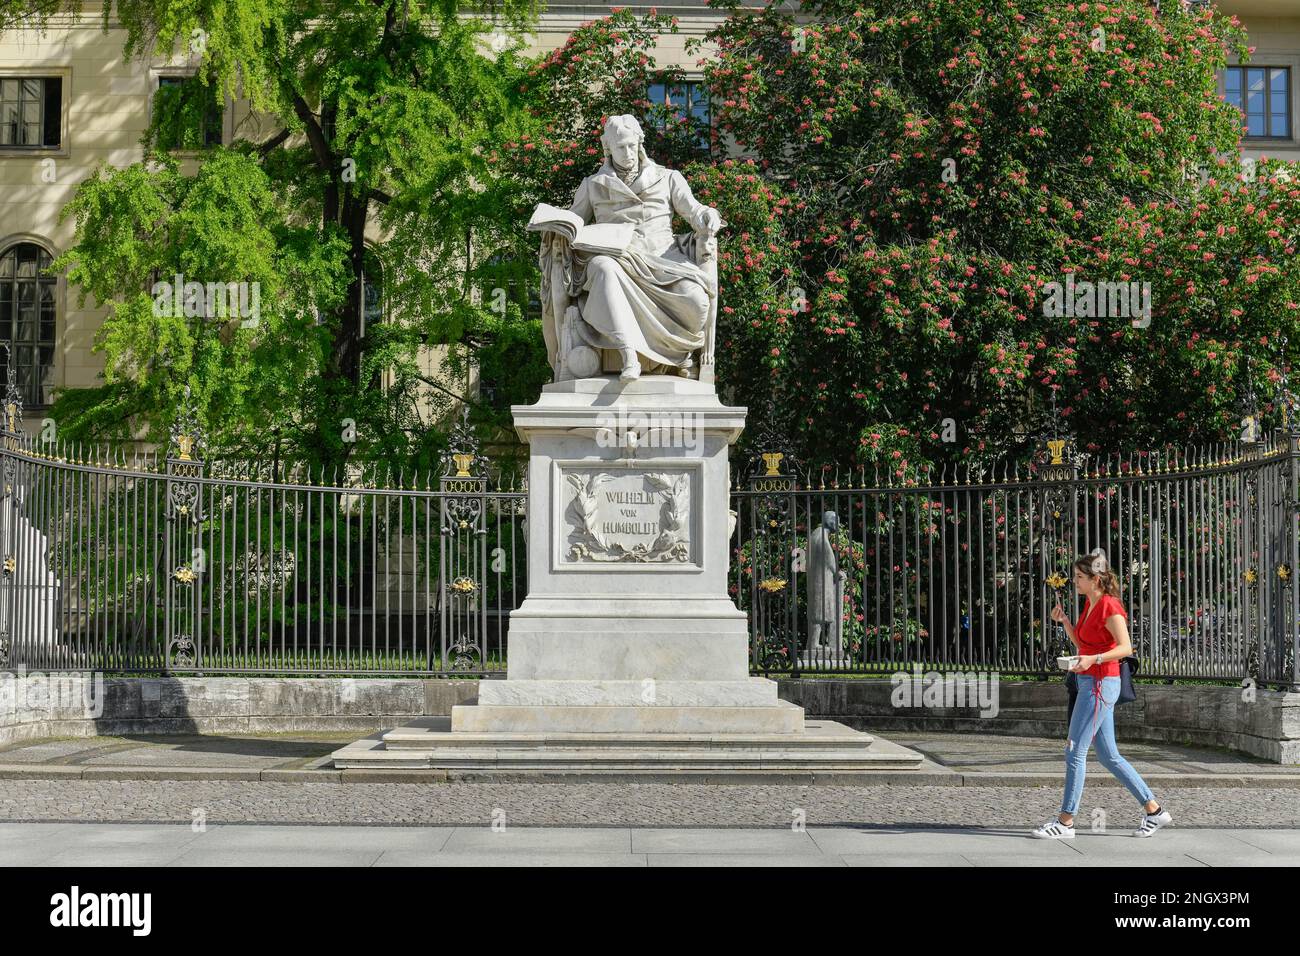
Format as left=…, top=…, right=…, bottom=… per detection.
left=439, top=407, right=487, bottom=671
left=163, top=388, right=206, bottom=671
left=1149, top=518, right=1161, bottom=670
left=1284, top=419, right=1300, bottom=691
left=0, top=344, right=20, bottom=669
left=1037, top=423, right=1080, bottom=674
left=1240, top=427, right=1264, bottom=686
left=743, top=407, right=798, bottom=677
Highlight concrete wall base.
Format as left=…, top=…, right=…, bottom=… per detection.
left=778, top=679, right=1300, bottom=764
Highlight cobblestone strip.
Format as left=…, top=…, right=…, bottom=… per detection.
left=0, top=781, right=1296, bottom=828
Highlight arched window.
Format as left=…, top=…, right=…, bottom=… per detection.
left=361, top=248, right=384, bottom=336
left=0, top=242, right=56, bottom=407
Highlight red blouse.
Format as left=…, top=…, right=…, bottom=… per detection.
left=1075, top=593, right=1125, bottom=678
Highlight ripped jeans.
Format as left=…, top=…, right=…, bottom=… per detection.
left=1061, top=674, right=1156, bottom=816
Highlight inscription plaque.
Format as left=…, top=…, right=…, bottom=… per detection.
left=560, top=466, right=696, bottom=564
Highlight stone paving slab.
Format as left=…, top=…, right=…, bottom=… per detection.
left=193, top=824, right=456, bottom=851
left=0, top=823, right=1296, bottom=867
left=1215, top=830, right=1300, bottom=852
left=373, top=851, right=650, bottom=867
left=807, top=828, right=1080, bottom=856
left=170, top=848, right=387, bottom=867
left=645, top=852, right=845, bottom=867
left=45, top=847, right=197, bottom=867
left=0, top=740, right=106, bottom=763
left=631, top=828, right=816, bottom=854
left=80, top=747, right=301, bottom=768
left=0, top=733, right=354, bottom=767
left=842, top=852, right=973, bottom=867
left=442, top=827, right=630, bottom=853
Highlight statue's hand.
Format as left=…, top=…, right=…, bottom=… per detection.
left=699, top=207, right=724, bottom=236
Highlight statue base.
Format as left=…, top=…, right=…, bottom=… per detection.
left=332, top=376, right=924, bottom=772
left=330, top=716, right=926, bottom=773
left=797, top=651, right=849, bottom=670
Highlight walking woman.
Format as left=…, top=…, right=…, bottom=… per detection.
left=1031, top=549, right=1173, bottom=839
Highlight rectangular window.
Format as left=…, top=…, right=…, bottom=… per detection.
left=156, top=75, right=224, bottom=150
left=647, top=80, right=711, bottom=150
left=1223, top=66, right=1291, bottom=139
left=0, top=76, right=62, bottom=148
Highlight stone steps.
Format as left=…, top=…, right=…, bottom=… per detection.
left=332, top=718, right=928, bottom=773
left=450, top=701, right=806, bottom=735
left=383, top=717, right=869, bottom=750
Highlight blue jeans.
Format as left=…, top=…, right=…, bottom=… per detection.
left=1061, top=674, right=1156, bottom=816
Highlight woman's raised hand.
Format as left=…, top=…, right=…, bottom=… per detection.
left=1050, top=600, right=1066, bottom=624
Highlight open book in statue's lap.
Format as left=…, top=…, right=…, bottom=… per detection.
left=530, top=115, right=724, bottom=384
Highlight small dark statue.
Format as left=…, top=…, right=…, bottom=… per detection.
left=804, top=510, right=846, bottom=664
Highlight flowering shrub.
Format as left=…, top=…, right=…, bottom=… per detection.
left=699, top=0, right=1299, bottom=467
left=505, top=1, right=1299, bottom=470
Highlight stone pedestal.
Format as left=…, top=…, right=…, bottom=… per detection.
left=332, top=376, right=924, bottom=774
left=797, top=650, right=848, bottom=670
left=453, top=376, right=790, bottom=734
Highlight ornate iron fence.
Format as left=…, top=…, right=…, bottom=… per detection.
left=733, top=429, right=1300, bottom=688
left=0, top=390, right=1296, bottom=686
left=0, top=400, right=526, bottom=676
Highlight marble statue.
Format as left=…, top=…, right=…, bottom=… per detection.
left=807, top=510, right=846, bottom=659
left=533, top=114, right=725, bottom=384
left=330, top=123, right=924, bottom=773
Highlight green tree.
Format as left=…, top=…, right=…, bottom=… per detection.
left=0, top=0, right=71, bottom=34
left=50, top=0, right=542, bottom=472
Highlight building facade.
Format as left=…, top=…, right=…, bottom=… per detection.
left=0, top=1, right=1295, bottom=418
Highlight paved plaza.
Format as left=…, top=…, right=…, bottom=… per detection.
left=0, top=729, right=1296, bottom=865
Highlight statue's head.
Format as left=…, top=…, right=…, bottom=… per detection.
left=823, top=510, right=839, bottom=533
left=601, top=114, right=648, bottom=174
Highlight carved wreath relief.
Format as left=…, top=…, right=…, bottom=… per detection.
left=563, top=468, right=693, bottom=563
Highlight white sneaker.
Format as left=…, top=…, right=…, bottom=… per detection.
left=1031, top=817, right=1076, bottom=839
left=1134, top=807, right=1172, bottom=838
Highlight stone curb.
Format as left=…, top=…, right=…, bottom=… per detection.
left=1, top=763, right=1298, bottom=786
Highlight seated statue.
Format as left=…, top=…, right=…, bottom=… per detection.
left=535, top=114, right=725, bottom=384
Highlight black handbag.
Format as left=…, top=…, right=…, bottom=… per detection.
left=1118, top=655, right=1139, bottom=703
left=1066, top=656, right=1139, bottom=718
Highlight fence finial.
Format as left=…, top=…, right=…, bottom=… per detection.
left=169, top=384, right=206, bottom=465
left=441, top=406, right=487, bottom=481
left=744, top=393, right=797, bottom=490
